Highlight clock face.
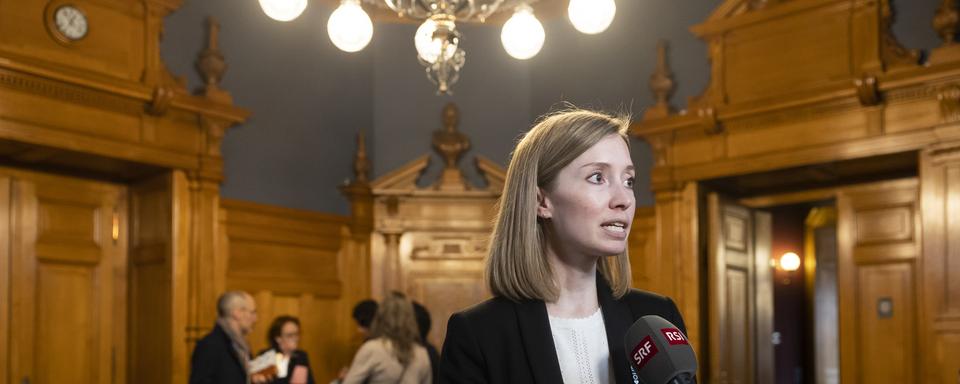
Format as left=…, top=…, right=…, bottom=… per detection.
left=53, top=5, right=87, bottom=41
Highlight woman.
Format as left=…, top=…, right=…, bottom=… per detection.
left=261, top=316, right=315, bottom=384
left=342, top=292, right=432, bottom=384
left=439, top=108, right=688, bottom=384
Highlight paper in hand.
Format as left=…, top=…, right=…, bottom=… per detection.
left=248, top=349, right=279, bottom=376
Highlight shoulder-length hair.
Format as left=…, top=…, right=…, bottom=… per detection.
left=369, top=291, right=421, bottom=366
left=486, top=107, right=633, bottom=302
left=267, top=315, right=300, bottom=351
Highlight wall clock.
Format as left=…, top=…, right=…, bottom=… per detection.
left=48, top=4, right=88, bottom=43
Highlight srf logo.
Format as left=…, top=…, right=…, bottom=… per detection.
left=661, top=328, right=688, bottom=345
left=631, top=335, right=659, bottom=369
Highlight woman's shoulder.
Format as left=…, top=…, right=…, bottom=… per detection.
left=620, top=288, right=676, bottom=307
left=619, top=288, right=686, bottom=329
left=449, top=296, right=518, bottom=323
left=357, top=338, right=391, bottom=354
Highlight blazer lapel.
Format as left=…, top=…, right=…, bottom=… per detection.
left=514, top=299, right=564, bottom=384
left=597, top=276, right=636, bottom=384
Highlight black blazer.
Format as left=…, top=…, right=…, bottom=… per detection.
left=190, top=324, right=248, bottom=384
left=256, top=348, right=317, bottom=384
left=438, top=276, right=687, bottom=384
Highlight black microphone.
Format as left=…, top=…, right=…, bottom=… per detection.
left=623, top=315, right=697, bottom=384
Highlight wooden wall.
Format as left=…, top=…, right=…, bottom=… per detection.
left=628, top=207, right=659, bottom=292
left=921, top=143, right=960, bottom=383
left=219, top=199, right=370, bottom=383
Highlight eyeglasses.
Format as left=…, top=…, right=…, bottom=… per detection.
left=280, top=332, right=300, bottom=339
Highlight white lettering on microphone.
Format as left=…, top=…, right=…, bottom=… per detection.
left=661, top=327, right=689, bottom=345
left=630, top=335, right=659, bottom=369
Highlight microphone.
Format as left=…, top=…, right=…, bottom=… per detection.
left=623, top=315, right=697, bottom=384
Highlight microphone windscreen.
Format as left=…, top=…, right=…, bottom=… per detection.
left=623, top=315, right=697, bottom=384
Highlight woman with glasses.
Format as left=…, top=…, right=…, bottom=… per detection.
left=262, top=315, right=315, bottom=384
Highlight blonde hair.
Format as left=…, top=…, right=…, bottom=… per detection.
left=486, top=108, right=633, bottom=302
left=369, top=291, right=420, bottom=366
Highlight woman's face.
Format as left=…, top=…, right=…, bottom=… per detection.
left=275, top=321, right=300, bottom=354
left=538, top=134, right=636, bottom=260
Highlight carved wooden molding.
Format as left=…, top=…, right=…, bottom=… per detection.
left=148, top=85, right=175, bottom=115
left=927, top=140, right=960, bottom=165
left=855, top=74, right=881, bottom=107
left=0, top=68, right=139, bottom=114
left=938, top=85, right=960, bottom=123
left=697, top=107, right=723, bottom=135
left=879, top=0, right=921, bottom=69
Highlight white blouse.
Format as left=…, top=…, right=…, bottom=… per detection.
left=548, top=308, right=612, bottom=384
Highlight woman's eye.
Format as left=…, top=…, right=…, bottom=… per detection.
left=587, top=172, right=604, bottom=184
left=624, top=177, right=635, bottom=188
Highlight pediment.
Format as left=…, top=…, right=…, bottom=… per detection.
left=371, top=155, right=430, bottom=192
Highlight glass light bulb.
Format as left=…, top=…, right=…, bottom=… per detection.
left=415, top=18, right=459, bottom=64
left=327, top=0, right=373, bottom=53
left=568, top=0, right=616, bottom=34
left=780, top=252, right=801, bottom=272
left=259, top=0, right=307, bottom=22
left=501, top=6, right=544, bottom=60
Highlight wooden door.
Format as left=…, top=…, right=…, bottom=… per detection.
left=707, top=194, right=774, bottom=384
left=6, top=169, right=127, bottom=384
left=838, top=178, right=919, bottom=384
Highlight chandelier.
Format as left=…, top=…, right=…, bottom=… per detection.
left=258, top=0, right=617, bottom=94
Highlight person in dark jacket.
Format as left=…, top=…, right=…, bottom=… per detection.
left=259, top=315, right=315, bottom=384
left=413, top=301, right=440, bottom=384
left=190, top=290, right=271, bottom=384
left=439, top=108, right=691, bottom=383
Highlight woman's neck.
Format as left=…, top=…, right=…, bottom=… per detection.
left=545, top=246, right=600, bottom=319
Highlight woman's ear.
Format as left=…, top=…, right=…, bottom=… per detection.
left=536, top=187, right=552, bottom=219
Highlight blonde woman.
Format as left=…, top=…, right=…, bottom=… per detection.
left=342, top=292, right=432, bottom=384
left=439, top=108, right=688, bottom=384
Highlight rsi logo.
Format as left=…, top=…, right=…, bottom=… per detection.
left=631, top=335, right=659, bottom=369
left=661, top=328, right=688, bottom=345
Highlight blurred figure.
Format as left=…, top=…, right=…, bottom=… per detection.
left=341, top=292, right=431, bottom=384
left=352, top=299, right=378, bottom=339
left=190, top=290, right=271, bottom=384
left=412, top=301, right=439, bottom=384
left=260, top=315, right=315, bottom=384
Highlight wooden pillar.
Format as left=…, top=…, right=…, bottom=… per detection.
left=652, top=182, right=702, bottom=358
left=920, top=141, right=960, bottom=383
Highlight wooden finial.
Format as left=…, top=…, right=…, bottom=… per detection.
left=643, top=40, right=675, bottom=121
left=353, top=131, right=370, bottom=184
left=196, top=16, right=231, bottom=103
left=432, top=103, right=470, bottom=191
left=340, top=131, right=374, bottom=240
left=934, top=0, right=959, bottom=46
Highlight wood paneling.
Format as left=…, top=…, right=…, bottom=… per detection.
left=628, top=207, right=658, bottom=292
left=0, top=1, right=246, bottom=382
left=838, top=178, right=919, bottom=384
left=369, top=150, right=503, bottom=350
left=6, top=168, right=126, bottom=384
left=129, top=174, right=176, bottom=384
left=0, top=176, right=8, bottom=383
left=921, top=143, right=960, bottom=383
left=630, top=1, right=960, bottom=381
left=221, top=199, right=368, bottom=383
left=856, top=263, right=916, bottom=383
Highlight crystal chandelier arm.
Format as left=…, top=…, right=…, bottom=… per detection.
left=470, top=0, right=504, bottom=21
